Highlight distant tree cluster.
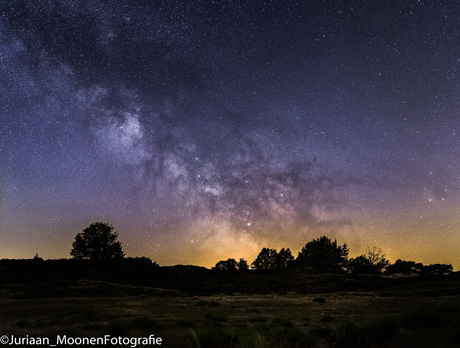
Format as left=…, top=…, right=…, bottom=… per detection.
left=213, top=258, right=248, bottom=272
left=386, top=259, right=453, bottom=275
left=251, top=247, right=294, bottom=271
left=213, top=235, right=454, bottom=275
left=69, top=223, right=453, bottom=276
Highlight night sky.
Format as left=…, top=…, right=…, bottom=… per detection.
left=1, top=1, right=459, bottom=268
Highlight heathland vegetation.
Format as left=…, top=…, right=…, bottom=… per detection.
left=1, top=221, right=458, bottom=347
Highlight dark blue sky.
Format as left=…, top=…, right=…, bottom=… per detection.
left=1, top=1, right=459, bottom=267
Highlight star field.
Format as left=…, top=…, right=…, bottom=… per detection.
left=0, top=1, right=459, bottom=267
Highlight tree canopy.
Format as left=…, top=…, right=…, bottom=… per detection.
left=213, top=258, right=249, bottom=272
left=347, top=247, right=389, bottom=274
left=296, top=236, right=349, bottom=272
left=251, top=247, right=294, bottom=271
left=213, top=258, right=238, bottom=272
left=386, top=259, right=424, bottom=274
left=70, top=222, right=124, bottom=260
left=251, top=248, right=278, bottom=270
left=276, top=248, right=295, bottom=269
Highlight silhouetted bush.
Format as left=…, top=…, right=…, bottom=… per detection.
left=422, top=263, right=453, bottom=275
left=386, top=259, right=424, bottom=274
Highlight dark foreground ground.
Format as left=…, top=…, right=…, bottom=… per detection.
left=1, top=260, right=460, bottom=347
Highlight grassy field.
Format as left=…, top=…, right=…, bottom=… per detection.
left=1, top=278, right=460, bottom=347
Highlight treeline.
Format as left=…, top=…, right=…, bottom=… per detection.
left=0, top=257, right=161, bottom=285
left=212, top=236, right=454, bottom=275
left=66, top=222, right=453, bottom=276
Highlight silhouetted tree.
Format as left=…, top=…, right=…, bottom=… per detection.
left=251, top=248, right=278, bottom=270
left=238, top=258, right=249, bottom=271
left=125, top=256, right=159, bottom=268
left=386, top=259, right=423, bottom=274
left=347, top=247, right=389, bottom=274
left=213, top=258, right=238, bottom=272
left=276, top=248, right=294, bottom=269
left=295, top=236, right=349, bottom=272
left=70, top=222, right=124, bottom=260
left=131, top=256, right=153, bottom=264
left=422, top=263, right=453, bottom=275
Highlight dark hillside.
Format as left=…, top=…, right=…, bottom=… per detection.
left=1, top=259, right=459, bottom=298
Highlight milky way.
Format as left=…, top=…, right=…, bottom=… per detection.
left=1, top=1, right=459, bottom=267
